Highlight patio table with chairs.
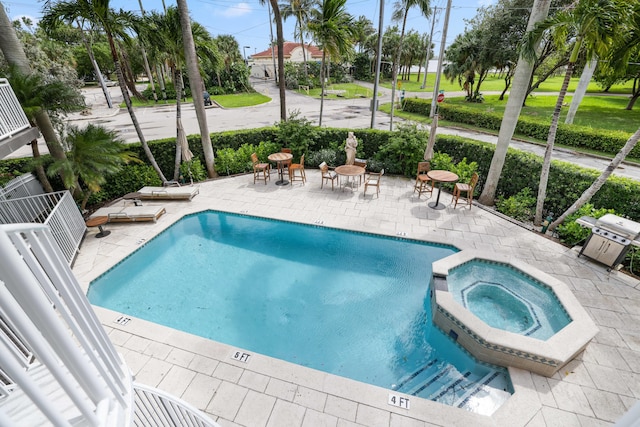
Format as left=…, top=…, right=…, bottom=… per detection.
left=426, top=170, right=459, bottom=210
left=267, top=152, right=293, bottom=186
left=335, top=165, right=366, bottom=191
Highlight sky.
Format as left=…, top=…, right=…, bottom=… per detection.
left=3, top=0, right=494, bottom=58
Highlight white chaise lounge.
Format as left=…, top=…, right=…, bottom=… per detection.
left=137, top=186, right=199, bottom=200
left=90, top=205, right=166, bottom=223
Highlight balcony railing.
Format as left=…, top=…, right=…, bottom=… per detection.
left=0, top=190, right=85, bottom=263
left=0, top=78, right=30, bottom=142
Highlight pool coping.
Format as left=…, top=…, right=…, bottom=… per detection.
left=432, top=250, right=600, bottom=377
left=93, top=304, right=543, bottom=426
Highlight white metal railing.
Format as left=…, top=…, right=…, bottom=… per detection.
left=133, top=383, right=220, bottom=427
left=0, top=79, right=30, bottom=142
left=0, top=173, right=44, bottom=200
left=0, top=191, right=85, bottom=263
left=0, top=223, right=132, bottom=426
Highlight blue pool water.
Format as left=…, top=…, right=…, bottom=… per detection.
left=89, top=211, right=512, bottom=410
left=448, top=260, right=571, bottom=340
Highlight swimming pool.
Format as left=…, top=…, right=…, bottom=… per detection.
left=89, top=211, right=512, bottom=412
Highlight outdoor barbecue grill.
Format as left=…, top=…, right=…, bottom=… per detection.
left=576, top=214, right=640, bottom=269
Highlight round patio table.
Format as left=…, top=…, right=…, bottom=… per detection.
left=427, top=170, right=459, bottom=210
left=335, top=165, right=365, bottom=191
left=268, top=152, right=294, bottom=185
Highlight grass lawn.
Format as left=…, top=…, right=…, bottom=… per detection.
left=299, top=83, right=378, bottom=99
left=211, top=92, right=270, bottom=108
left=379, top=73, right=635, bottom=95
left=380, top=94, right=640, bottom=163
left=439, top=94, right=640, bottom=134
left=122, top=92, right=271, bottom=108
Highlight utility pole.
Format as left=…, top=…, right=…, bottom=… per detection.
left=421, top=7, right=438, bottom=90
left=370, top=0, right=384, bottom=129
left=429, top=0, right=451, bottom=119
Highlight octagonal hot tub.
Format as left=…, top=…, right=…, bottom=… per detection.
left=431, top=251, right=598, bottom=377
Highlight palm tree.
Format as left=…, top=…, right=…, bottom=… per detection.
left=307, top=0, right=355, bottom=127
left=7, top=68, right=85, bottom=193
left=145, top=7, right=217, bottom=180
left=0, top=3, right=76, bottom=190
left=259, top=0, right=287, bottom=121
left=389, top=0, right=430, bottom=130
left=279, top=0, right=315, bottom=79
left=176, top=0, right=216, bottom=178
left=42, top=0, right=169, bottom=184
left=48, top=124, right=140, bottom=210
left=549, top=127, right=640, bottom=232
left=522, top=0, right=624, bottom=225
left=478, top=0, right=552, bottom=206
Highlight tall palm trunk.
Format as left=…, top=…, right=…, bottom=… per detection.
left=177, top=0, right=215, bottom=177
left=30, top=139, right=54, bottom=193
left=77, top=22, right=113, bottom=108
left=565, top=57, right=597, bottom=124
left=390, top=9, right=409, bottom=130
left=173, top=67, right=183, bottom=181
left=319, top=50, right=326, bottom=126
left=106, top=33, right=168, bottom=183
left=549, top=127, right=640, bottom=231
left=478, top=0, right=552, bottom=206
left=534, top=46, right=578, bottom=225
left=297, top=16, right=308, bottom=79
left=270, top=0, right=287, bottom=121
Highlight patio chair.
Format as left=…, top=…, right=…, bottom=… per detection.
left=319, top=162, right=338, bottom=190
left=289, top=154, right=306, bottom=184
left=414, top=161, right=433, bottom=198
left=354, top=158, right=368, bottom=185
left=280, top=148, right=292, bottom=175
left=251, top=152, right=271, bottom=185
left=453, top=172, right=479, bottom=209
left=90, top=205, right=167, bottom=223
left=364, top=169, right=384, bottom=198
left=137, top=186, right=199, bottom=200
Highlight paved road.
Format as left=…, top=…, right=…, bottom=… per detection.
left=10, top=78, right=640, bottom=181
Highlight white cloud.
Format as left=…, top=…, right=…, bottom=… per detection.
left=477, top=0, right=496, bottom=6
left=219, top=3, right=252, bottom=18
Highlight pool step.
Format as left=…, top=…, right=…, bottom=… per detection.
left=454, top=371, right=512, bottom=413
left=396, top=361, right=463, bottom=398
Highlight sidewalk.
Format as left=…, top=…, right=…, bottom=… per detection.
left=10, top=80, right=640, bottom=182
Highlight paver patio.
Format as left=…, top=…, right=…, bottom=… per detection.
left=73, top=172, right=640, bottom=426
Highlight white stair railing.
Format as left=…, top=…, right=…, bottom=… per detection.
left=133, top=383, right=221, bottom=427
left=0, top=223, right=131, bottom=426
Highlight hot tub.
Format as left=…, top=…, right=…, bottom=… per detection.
left=431, top=251, right=598, bottom=377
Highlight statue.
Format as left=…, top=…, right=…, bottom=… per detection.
left=345, top=132, right=358, bottom=165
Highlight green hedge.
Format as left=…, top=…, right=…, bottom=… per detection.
left=402, top=97, right=637, bottom=158
left=4, top=125, right=640, bottom=224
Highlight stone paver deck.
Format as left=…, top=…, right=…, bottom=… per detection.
left=73, top=173, right=640, bottom=426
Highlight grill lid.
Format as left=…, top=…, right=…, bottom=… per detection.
left=595, top=214, right=640, bottom=238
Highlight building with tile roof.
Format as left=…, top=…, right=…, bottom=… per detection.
left=249, top=42, right=322, bottom=79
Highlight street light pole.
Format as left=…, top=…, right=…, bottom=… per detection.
left=243, top=46, right=250, bottom=63
left=421, top=8, right=438, bottom=90
left=370, top=0, right=384, bottom=129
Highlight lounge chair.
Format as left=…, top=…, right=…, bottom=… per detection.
left=90, top=206, right=166, bottom=223
left=137, top=186, right=199, bottom=200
